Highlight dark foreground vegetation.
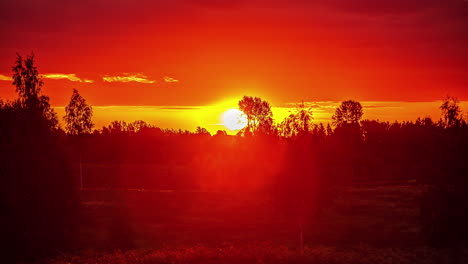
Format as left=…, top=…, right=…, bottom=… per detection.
left=43, top=185, right=468, bottom=263
left=1, top=54, right=468, bottom=263
left=48, top=244, right=466, bottom=264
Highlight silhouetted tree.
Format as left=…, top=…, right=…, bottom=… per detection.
left=0, top=54, right=77, bottom=261
left=274, top=104, right=334, bottom=254
left=279, top=101, right=313, bottom=137
left=238, top=96, right=273, bottom=135
left=215, top=130, right=228, bottom=136
left=64, top=89, right=94, bottom=135
left=127, top=120, right=152, bottom=133
left=313, top=123, right=326, bottom=141
left=326, top=123, right=333, bottom=136
left=12, top=53, right=58, bottom=129
left=108, top=120, right=128, bottom=133
left=440, top=96, right=463, bottom=128
left=332, top=100, right=363, bottom=127
left=330, top=101, right=364, bottom=182
left=63, top=89, right=94, bottom=190
left=195, top=126, right=211, bottom=136
left=417, top=97, right=468, bottom=253
left=13, top=53, right=42, bottom=103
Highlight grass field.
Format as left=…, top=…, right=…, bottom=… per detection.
left=43, top=183, right=467, bottom=263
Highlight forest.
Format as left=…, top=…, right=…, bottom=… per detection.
left=1, top=54, right=468, bottom=263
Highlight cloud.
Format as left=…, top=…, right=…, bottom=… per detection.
left=0, top=74, right=11, bottom=81
left=103, top=73, right=156, bottom=84
left=42, top=73, right=93, bottom=83
left=163, top=76, right=178, bottom=83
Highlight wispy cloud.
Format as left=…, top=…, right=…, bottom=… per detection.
left=42, top=73, right=93, bottom=83
left=103, top=73, right=156, bottom=84
left=163, top=76, right=178, bottom=83
left=0, top=74, right=11, bottom=81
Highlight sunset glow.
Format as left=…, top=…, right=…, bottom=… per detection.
left=0, top=0, right=466, bottom=120
left=1, top=1, right=467, bottom=262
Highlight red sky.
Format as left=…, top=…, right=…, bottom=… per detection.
left=0, top=0, right=467, bottom=131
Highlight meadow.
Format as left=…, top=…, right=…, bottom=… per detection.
left=42, top=182, right=467, bottom=263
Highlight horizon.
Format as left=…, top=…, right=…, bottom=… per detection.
left=3, top=79, right=467, bottom=133
left=52, top=100, right=468, bottom=134
left=1, top=74, right=467, bottom=133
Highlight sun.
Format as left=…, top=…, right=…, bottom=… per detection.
left=222, top=109, right=248, bottom=130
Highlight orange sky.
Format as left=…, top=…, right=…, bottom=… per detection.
left=0, top=1, right=467, bottom=132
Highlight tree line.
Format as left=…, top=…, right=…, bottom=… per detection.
left=1, top=54, right=467, bottom=260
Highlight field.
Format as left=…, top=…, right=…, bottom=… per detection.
left=44, top=183, right=467, bottom=263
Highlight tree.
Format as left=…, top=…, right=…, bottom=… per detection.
left=127, top=120, right=152, bottom=133
left=238, top=95, right=273, bottom=135
left=331, top=101, right=364, bottom=183
left=313, top=123, right=326, bottom=141
left=108, top=120, right=128, bottom=133
left=64, top=89, right=94, bottom=135
left=12, top=53, right=58, bottom=129
left=105, top=120, right=154, bottom=134
left=64, top=89, right=94, bottom=190
left=332, top=100, right=363, bottom=127
left=1, top=54, right=78, bottom=261
left=195, top=126, right=210, bottom=136
left=326, top=123, right=333, bottom=136
left=279, top=101, right=313, bottom=137
left=215, top=130, right=227, bottom=136
left=13, top=53, right=42, bottom=104
left=440, top=96, right=463, bottom=128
